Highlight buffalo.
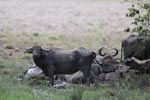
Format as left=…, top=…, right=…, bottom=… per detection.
left=91, top=47, right=119, bottom=75
left=98, top=47, right=119, bottom=64
left=25, top=46, right=96, bottom=86
left=125, top=57, right=150, bottom=73
left=122, top=34, right=150, bottom=60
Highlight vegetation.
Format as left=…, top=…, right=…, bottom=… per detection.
left=0, top=0, right=150, bottom=100
left=0, top=31, right=150, bottom=100
left=0, top=69, right=150, bottom=100
left=125, top=0, right=150, bottom=36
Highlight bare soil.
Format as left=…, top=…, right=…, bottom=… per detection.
left=0, top=0, right=132, bottom=36
left=0, top=0, right=134, bottom=61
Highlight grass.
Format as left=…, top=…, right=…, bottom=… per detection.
left=0, top=66, right=150, bottom=100
left=0, top=31, right=150, bottom=100
left=0, top=0, right=149, bottom=99
left=0, top=58, right=149, bottom=100
left=0, top=74, right=150, bottom=100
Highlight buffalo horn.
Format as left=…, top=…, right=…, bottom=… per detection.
left=24, top=47, right=33, bottom=53
left=111, top=48, right=118, bottom=57
left=99, top=47, right=106, bottom=56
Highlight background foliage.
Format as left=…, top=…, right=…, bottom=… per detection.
left=125, top=0, right=150, bottom=36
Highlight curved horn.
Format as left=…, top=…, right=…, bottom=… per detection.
left=24, top=47, right=33, bottom=53
left=99, top=47, right=106, bottom=56
left=111, top=48, right=119, bottom=57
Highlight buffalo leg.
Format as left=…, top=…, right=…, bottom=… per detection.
left=47, top=65, right=55, bottom=86
left=90, top=71, right=99, bottom=85
left=80, top=66, right=91, bottom=85
left=49, top=76, right=54, bottom=86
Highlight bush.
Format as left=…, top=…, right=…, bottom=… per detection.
left=125, top=0, right=150, bottom=36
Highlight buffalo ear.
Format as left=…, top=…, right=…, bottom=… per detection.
left=24, top=48, right=33, bottom=53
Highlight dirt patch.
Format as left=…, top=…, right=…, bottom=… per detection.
left=0, top=0, right=134, bottom=62
left=0, top=0, right=132, bottom=37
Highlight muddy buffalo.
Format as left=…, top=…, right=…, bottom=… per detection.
left=25, top=46, right=96, bottom=86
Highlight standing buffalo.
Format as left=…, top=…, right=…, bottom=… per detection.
left=122, top=35, right=150, bottom=60
left=25, top=46, right=96, bottom=86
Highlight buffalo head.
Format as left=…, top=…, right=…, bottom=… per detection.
left=25, top=46, right=44, bottom=58
left=99, top=47, right=118, bottom=57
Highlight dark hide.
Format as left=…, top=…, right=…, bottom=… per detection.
left=125, top=57, right=150, bottom=73
left=91, top=54, right=119, bottom=75
left=122, top=35, right=150, bottom=60
left=91, top=63, right=117, bottom=75
left=25, top=46, right=96, bottom=86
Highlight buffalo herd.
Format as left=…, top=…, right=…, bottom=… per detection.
left=24, top=34, right=150, bottom=86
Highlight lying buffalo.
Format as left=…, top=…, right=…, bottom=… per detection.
left=125, top=57, right=150, bottom=73
left=25, top=46, right=96, bottom=86
left=122, top=35, right=150, bottom=60
left=98, top=47, right=119, bottom=64
left=99, top=47, right=118, bottom=57
left=91, top=47, right=120, bottom=75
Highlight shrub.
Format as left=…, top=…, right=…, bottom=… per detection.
left=125, top=0, right=150, bottom=36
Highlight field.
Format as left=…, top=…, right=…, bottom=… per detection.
left=0, top=0, right=150, bottom=100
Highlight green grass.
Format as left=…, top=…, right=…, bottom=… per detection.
left=0, top=31, right=150, bottom=100
left=0, top=77, right=43, bottom=100
left=0, top=74, right=150, bottom=100
left=0, top=58, right=149, bottom=100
